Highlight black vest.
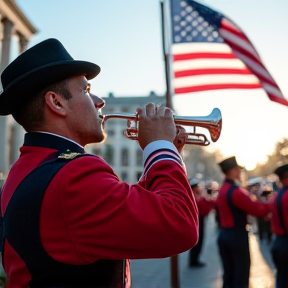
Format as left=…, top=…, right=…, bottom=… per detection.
left=2, top=137, right=125, bottom=288
left=276, top=186, right=288, bottom=235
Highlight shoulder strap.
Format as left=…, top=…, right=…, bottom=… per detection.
left=226, top=183, right=238, bottom=209
left=276, top=187, right=287, bottom=234
left=226, top=184, right=247, bottom=230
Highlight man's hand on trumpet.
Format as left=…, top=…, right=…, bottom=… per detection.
left=173, top=125, right=188, bottom=153
left=136, top=103, right=176, bottom=150
left=136, top=103, right=187, bottom=153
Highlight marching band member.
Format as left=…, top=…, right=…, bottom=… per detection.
left=0, top=38, right=199, bottom=288
left=188, top=178, right=215, bottom=267
left=246, top=178, right=262, bottom=234
left=188, top=178, right=216, bottom=267
left=217, top=156, right=271, bottom=288
left=256, top=184, right=273, bottom=244
left=270, top=164, right=288, bottom=288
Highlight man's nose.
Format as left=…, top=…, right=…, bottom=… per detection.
left=91, top=94, right=105, bottom=109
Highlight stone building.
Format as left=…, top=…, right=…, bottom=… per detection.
left=87, top=92, right=165, bottom=184
left=0, top=0, right=37, bottom=176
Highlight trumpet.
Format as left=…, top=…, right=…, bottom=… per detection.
left=102, top=108, right=222, bottom=146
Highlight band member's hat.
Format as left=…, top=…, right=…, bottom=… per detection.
left=274, top=164, right=288, bottom=179
left=261, top=184, right=273, bottom=196
left=206, top=180, right=213, bottom=190
left=189, top=178, right=199, bottom=188
left=0, top=38, right=101, bottom=115
left=218, top=156, right=243, bottom=173
left=247, top=177, right=262, bottom=187
left=261, top=191, right=272, bottom=197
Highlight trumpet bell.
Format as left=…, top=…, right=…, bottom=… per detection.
left=174, top=108, right=222, bottom=143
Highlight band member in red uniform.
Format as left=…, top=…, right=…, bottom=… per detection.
left=217, top=156, right=271, bottom=288
left=257, top=185, right=273, bottom=244
left=0, top=39, right=199, bottom=288
left=270, top=164, right=288, bottom=288
left=188, top=178, right=216, bottom=267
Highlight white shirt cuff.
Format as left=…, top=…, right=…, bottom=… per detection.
left=143, top=140, right=182, bottom=164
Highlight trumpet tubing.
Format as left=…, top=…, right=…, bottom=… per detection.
left=102, top=108, right=222, bottom=146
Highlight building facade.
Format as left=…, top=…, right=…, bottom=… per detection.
left=87, top=92, right=165, bottom=184
left=0, top=0, right=37, bottom=176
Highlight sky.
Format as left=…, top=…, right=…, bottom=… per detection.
left=14, top=0, right=288, bottom=171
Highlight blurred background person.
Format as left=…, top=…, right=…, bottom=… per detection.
left=256, top=184, right=273, bottom=244
left=188, top=178, right=216, bottom=268
left=270, top=164, right=288, bottom=288
left=206, top=180, right=220, bottom=229
left=206, top=180, right=213, bottom=196
left=246, top=178, right=262, bottom=235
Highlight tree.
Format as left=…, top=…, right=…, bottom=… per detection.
left=182, top=144, right=224, bottom=184
left=248, top=138, right=288, bottom=178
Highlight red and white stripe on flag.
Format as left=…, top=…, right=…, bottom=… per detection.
left=172, top=42, right=262, bottom=94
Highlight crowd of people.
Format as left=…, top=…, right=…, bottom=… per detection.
left=0, top=38, right=287, bottom=288
left=187, top=156, right=288, bottom=288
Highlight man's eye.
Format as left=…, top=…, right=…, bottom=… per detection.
left=84, top=89, right=90, bottom=94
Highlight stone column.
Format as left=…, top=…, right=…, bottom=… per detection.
left=18, top=32, right=28, bottom=53
left=0, top=18, right=13, bottom=72
left=0, top=18, right=14, bottom=175
left=10, top=33, right=29, bottom=164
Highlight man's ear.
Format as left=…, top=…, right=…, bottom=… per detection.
left=44, top=92, right=66, bottom=116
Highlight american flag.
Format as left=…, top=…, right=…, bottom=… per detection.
left=170, top=0, right=288, bottom=106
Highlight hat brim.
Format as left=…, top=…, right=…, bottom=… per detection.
left=261, top=191, right=272, bottom=196
left=0, top=60, right=100, bottom=115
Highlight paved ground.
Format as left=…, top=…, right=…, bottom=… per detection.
left=130, top=213, right=276, bottom=288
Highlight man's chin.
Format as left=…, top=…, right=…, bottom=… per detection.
left=98, top=132, right=107, bottom=144
left=83, top=132, right=107, bottom=146
left=94, top=132, right=107, bottom=144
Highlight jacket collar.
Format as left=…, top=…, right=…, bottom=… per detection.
left=225, top=178, right=236, bottom=185
left=23, top=132, right=85, bottom=154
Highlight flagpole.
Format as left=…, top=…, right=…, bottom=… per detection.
left=160, top=0, right=174, bottom=111
left=160, top=2, right=179, bottom=288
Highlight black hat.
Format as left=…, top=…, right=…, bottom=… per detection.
left=274, top=164, right=288, bottom=179
left=0, top=38, right=101, bottom=115
left=261, top=191, right=272, bottom=197
left=261, top=184, right=273, bottom=195
left=189, top=178, right=199, bottom=188
left=218, top=156, right=243, bottom=174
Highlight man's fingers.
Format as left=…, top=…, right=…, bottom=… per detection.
left=154, top=104, right=164, bottom=116
left=176, top=125, right=186, bottom=135
left=164, top=107, right=174, bottom=118
left=145, top=103, right=156, bottom=117
left=138, top=103, right=173, bottom=118
left=136, top=107, right=144, bottom=115
left=136, top=103, right=177, bottom=148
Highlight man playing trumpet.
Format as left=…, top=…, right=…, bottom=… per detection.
left=0, top=38, right=198, bottom=288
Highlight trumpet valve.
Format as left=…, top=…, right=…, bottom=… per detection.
left=185, top=132, right=210, bottom=146
left=125, top=120, right=138, bottom=140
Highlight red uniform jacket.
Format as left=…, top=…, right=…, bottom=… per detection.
left=1, top=132, right=198, bottom=288
left=217, top=179, right=271, bottom=228
left=270, top=188, right=288, bottom=235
